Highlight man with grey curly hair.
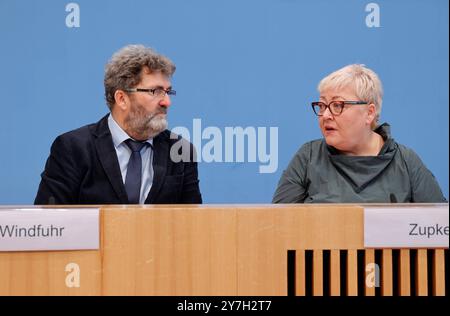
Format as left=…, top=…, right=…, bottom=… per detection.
left=35, top=44, right=202, bottom=205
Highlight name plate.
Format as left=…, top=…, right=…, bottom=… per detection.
left=0, top=208, right=99, bottom=251
left=364, top=205, right=449, bottom=248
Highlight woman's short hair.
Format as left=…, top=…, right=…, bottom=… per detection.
left=318, top=64, right=383, bottom=128
left=104, top=44, right=176, bottom=109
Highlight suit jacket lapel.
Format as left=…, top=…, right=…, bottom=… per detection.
left=146, top=132, right=168, bottom=203
left=91, top=115, right=129, bottom=203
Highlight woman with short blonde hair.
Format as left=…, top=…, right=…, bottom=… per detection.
left=273, top=64, right=446, bottom=203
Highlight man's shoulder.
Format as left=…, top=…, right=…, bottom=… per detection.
left=54, top=115, right=108, bottom=143
left=54, top=123, right=93, bottom=145
left=155, top=130, right=198, bottom=162
left=58, top=124, right=92, bottom=138
left=51, top=116, right=108, bottom=151
left=157, top=129, right=195, bottom=147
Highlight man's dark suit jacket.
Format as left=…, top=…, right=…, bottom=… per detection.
left=34, top=115, right=202, bottom=205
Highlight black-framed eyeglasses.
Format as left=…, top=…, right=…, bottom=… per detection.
left=125, top=88, right=176, bottom=98
left=311, top=101, right=367, bottom=116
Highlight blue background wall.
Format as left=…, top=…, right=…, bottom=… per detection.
left=0, top=0, right=448, bottom=204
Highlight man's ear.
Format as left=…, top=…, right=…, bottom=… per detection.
left=114, top=90, right=129, bottom=111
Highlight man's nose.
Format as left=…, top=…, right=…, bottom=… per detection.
left=159, top=94, right=171, bottom=108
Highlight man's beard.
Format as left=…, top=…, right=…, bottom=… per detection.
left=124, top=103, right=168, bottom=140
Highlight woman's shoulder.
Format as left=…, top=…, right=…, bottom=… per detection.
left=298, top=138, right=325, bottom=151
left=393, top=141, right=425, bottom=168
left=291, top=139, right=326, bottom=162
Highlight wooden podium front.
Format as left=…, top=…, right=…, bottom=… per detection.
left=0, top=204, right=447, bottom=296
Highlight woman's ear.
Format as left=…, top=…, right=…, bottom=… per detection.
left=366, top=103, right=377, bottom=125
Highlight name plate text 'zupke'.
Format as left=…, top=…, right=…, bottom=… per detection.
left=364, top=205, right=449, bottom=248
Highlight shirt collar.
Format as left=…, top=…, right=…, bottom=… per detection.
left=107, top=113, right=153, bottom=148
